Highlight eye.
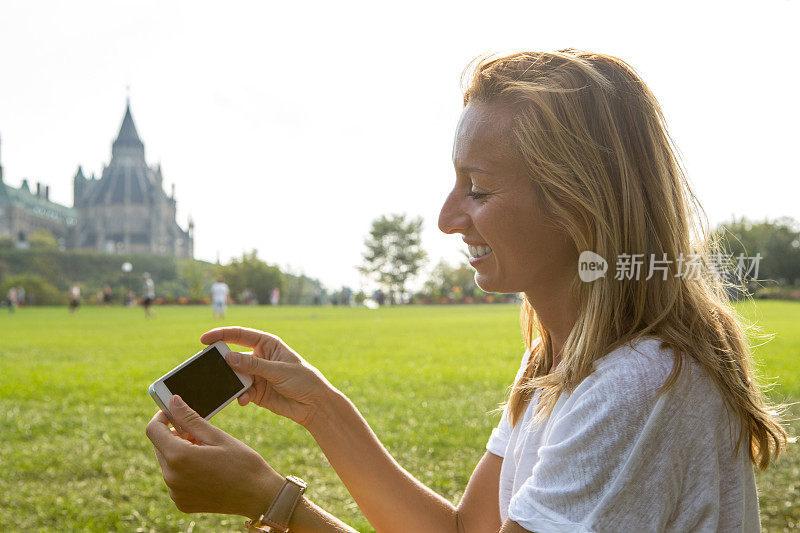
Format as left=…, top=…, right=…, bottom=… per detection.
left=467, top=190, right=489, bottom=200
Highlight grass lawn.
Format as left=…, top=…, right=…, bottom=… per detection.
left=0, top=301, right=798, bottom=532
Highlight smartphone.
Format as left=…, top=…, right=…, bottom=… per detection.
left=148, top=341, right=253, bottom=429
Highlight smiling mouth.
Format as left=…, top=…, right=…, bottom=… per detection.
left=468, top=244, right=493, bottom=259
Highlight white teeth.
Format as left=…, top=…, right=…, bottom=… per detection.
left=468, top=244, right=492, bottom=258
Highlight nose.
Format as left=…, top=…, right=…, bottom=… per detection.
left=438, top=188, right=470, bottom=235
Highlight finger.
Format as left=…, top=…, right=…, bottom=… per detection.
left=170, top=426, right=200, bottom=444
left=226, top=352, right=289, bottom=382
left=154, top=446, right=169, bottom=473
left=237, top=384, right=255, bottom=406
left=169, top=395, right=224, bottom=445
left=200, top=327, right=271, bottom=348
left=146, top=411, right=181, bottom=453
left=253, top=379, right=267, bottom=405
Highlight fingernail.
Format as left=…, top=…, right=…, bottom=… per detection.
left=172, top=395, right=185, bottom=408
left=228, top=352, right=241, bottom=365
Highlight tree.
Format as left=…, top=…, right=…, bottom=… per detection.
left=180, top=259, right=213, bottom=301
left=422, top=259, right=480, bottom=301
left=714, top=216, right=800, bottom=286
left=282, top=271, right=326, bottom=305
left=0, top=274, right=62, bottom=305
left=28, top=229, right=58, bottom=249
left=359, top=214, right=427, bottom=303
left=217, top=250, right=283, bottom=305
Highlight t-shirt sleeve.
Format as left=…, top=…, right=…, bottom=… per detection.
left=507, top=353, right=700, bottom=532
left=485, top=347, right=532, bottom=458
left=485, top=401, right=513, bottom=458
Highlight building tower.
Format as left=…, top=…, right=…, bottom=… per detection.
left=73, top=101, right=192, bottom=257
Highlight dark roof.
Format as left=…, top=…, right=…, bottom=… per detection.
left=89, top=161, right=157, bottom=204
left=0, top=181, right=78, bottom=225
left=113, top=102, right=143, bottom=149
left=84, top=102, right=161, bottom=206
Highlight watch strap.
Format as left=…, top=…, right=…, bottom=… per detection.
left=251, top=475, right=306, bottom=532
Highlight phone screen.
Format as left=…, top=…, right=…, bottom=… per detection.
left=163, top=346, right=245, bottom=417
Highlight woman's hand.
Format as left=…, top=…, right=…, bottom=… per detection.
left=145, top=395, right=282, bottom=519
left=201, top=327, right=335, bottom=428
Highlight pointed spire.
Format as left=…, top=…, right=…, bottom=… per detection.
left=111, top=99, right=145, bottom=161
left=74, top=165, right=87, bottom=181
left=115, top=101, right=143, bottom=146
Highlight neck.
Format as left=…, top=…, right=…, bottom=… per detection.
left=524, top=281, right=578, bottom=369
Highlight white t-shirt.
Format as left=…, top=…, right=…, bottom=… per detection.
left=144, top=278, right=155, bottom=299
left=486, top=336, right=760, bottom=532
left=211, top=282, right=230, bottom=303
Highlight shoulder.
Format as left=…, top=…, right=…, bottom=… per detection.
left=587, top=336, right=677, bottom=394
left=561, top=336, right=723, bottom=422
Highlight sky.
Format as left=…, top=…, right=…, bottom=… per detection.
left=0, top=0, right=798, bottom=291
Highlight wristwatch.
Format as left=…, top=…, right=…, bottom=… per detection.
left=245, top=475, right=307, bottom=533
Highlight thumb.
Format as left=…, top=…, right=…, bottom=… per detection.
left=169, top=395, right=222, bottom=445
left=227, top=351, right=286, bottom=381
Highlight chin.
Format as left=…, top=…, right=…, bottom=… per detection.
left=474, top=274, right=518, bottom=295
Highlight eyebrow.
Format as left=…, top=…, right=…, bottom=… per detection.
left=455, top=165, right=493, bottom=175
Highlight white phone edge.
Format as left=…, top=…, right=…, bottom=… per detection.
left=148, top=340, right=254, bottom=426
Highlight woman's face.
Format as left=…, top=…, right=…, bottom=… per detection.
left=438, top=100, right=576, bottom=295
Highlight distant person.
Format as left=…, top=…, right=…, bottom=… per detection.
left=142, top=273, right=155, bottom=317
left=241, top=288, right=255, bottom=306
left=103, top=285, right=112, bottom=306
left=249, top=289, right=259, bottom=305
left=69, top=284, right=80, bottom=314
left=6, top=287, right=17, bottom=313
left=270, top=287, right=280, bottom=306
left=125, top=290, right=136, bottom=307
left=210, top=276, right=230, bottom=319
left=16, top=286, right=25, bottom=307
left=343, top=287, right=352, bottom=307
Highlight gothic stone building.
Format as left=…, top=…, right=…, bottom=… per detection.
left=0, top=103, right=193, bottom=257
left=0, top=173, right=78, bottom=247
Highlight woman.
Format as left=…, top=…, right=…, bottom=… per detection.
left=146, top=50, right=787, bottom=532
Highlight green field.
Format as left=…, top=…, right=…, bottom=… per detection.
left=1, top=302, right=798, bottom=532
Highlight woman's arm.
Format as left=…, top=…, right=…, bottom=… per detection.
left=146, top=389, right=507, bottom=533
left=499, top=521, right=531, bottom=533
left=305, top=389, right=505, bottom=533
left=201, top=327, right=504, bottom=533
left=147, top=396, right=361, bottom=531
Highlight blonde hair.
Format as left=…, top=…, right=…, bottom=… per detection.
left=463, top=49, right=787, bottom=470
